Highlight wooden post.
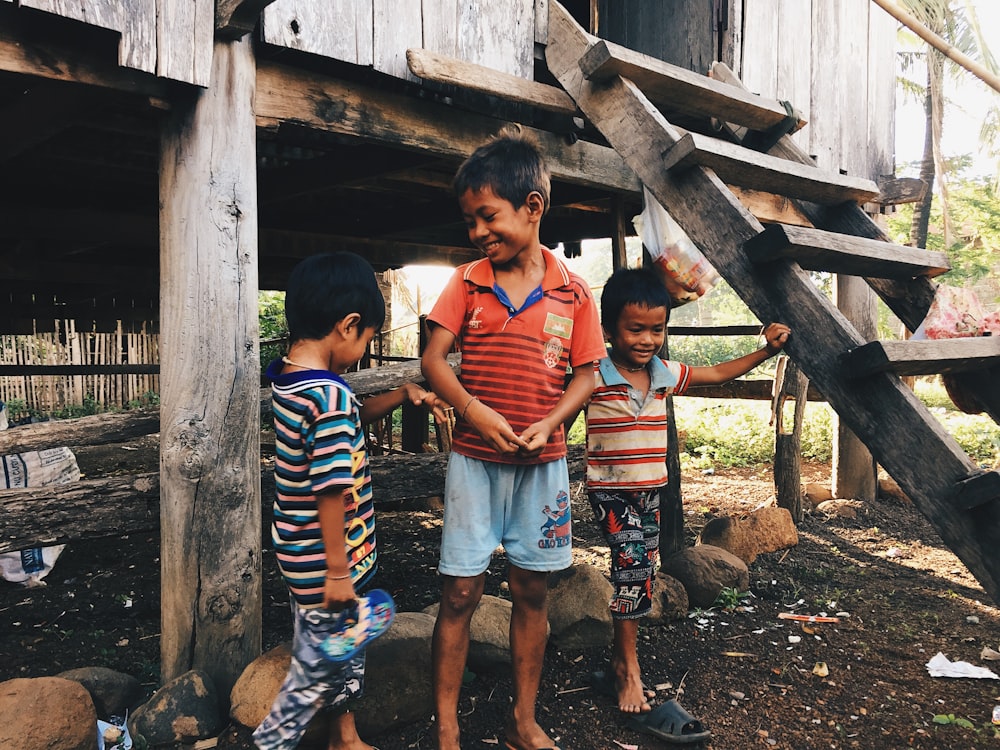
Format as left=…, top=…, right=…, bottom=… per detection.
left=401, top=313, right=430, bottom=452
left=158, top=37, right=261, bottom=695
left=832, top=275, right=877, bottom=501
left=772, top=356, right=806, bottom=522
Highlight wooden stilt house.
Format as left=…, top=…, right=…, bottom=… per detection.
left=1, top=0, right=997, bottom=696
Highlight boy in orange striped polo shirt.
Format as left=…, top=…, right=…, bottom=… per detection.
left=586, top=267, right=788, bottom=735
left=422, top=126, right=606, bottom=750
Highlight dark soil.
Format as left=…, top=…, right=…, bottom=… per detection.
left=2, top=438, right=1000, bottom=750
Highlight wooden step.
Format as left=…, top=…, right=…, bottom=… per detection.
left=579, top=40, right=806, bottom=134
left=745, top=224, right=950, bottom=278
left=951, top=471, right=1000, bottom=511
left=663, top=132, right=880, bottom=206
left=843, top=338, right=1000, bottom=377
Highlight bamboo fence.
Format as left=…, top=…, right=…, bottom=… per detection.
left=0, top=320, right=159, bottom=420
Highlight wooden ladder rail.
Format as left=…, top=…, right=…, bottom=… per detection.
left=545, top=0, right=1000, bottom=603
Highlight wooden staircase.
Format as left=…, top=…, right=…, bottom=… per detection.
left=545, top=1, right=1000, bottom=602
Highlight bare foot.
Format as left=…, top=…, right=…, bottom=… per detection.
left=612, top=665, right=652, bottom=714
left=504, top=718, right=561, bottom=750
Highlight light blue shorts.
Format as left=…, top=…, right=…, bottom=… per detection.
left=439, top=453, right=572, bottom=576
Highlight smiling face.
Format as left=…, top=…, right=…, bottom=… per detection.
left=605, top=302, right=669, bottom=370
left=458, top=185, right=542, bottom=267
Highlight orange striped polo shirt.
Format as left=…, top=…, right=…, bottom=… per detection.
left=585, top=356, right=692, bottom=490
left=428, top=247, right=606, bottom=464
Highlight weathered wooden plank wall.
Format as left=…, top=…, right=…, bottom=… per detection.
left=13, top=0, right=212, bottom=85
left=738, top=0, right=895, bottom=180
left=597, top=0, right=716, bottom=77
left=263, top=0, right=537, bottom=80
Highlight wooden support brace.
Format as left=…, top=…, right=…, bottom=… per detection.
left=745, top=224, right=950, bottom=279
left=662, top=133, right=880, bottom=206
left=950, top=471, right=1000, bottom=511
left=406, top=48, right=579, bottom=115
left=843, top=339, right=1000, bottom=377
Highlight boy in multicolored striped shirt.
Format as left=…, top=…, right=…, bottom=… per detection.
left=255, top=252, right=443, bottom=750
left=585, top=267, right=788, bottom=721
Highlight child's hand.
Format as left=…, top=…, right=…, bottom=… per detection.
left=518, top=421, right=554, bottom=458
left=465, top=399, right=529, bottom=455
left=401, top=383, right=448, bottom=424
left=323, top=577, right=356, bottom=612
left=763, top=323, right=791, bottom=354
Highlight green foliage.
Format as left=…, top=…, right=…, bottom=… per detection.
left=932, top=713, right=975, bottom=729
left=712, top=586, right=749, bottom=610
left=887, top=175, right=1000, bottom=291
left=259, top=291, right=288, bottom=374
left=127, top=391, right=160, bottom=410
left=50, top=393, right=104, bottom=420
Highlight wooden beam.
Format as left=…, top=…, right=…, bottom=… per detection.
left=877, top=175, right=927, bottom=205
left=950, top=471, right=1000, bottom=512
left=255, top=61, right=641, bottom=195
left=745, top=224, right=951, bottom=279
left=663, top=132, right=881, bottom=206
left=216, top=0, right=278, bottom=39
left=579, top=39, right=807, bottom=133
left=158, top=37, right=260, bottom=694
left=406, top=47, right=579, bottom=115
left=843, top=338, right=1000, bottom=377
left=0, top=6, right=170, bottom=97
left=0, top=365, right=158, bottom=375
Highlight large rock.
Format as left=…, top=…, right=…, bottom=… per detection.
left=661, top=545, right=749, bottom=609
left=355, top=611, right=436, bottom=737
left=646, top=571, right=689, bottom=623
left=0, top=677, right=96, bottom=750
left=697, top=506, right=798, bottom=565
left=56, top=666, right=143, bottom=719
left=229, top=643, right=326, bottom=749
left=423, top=594, right=515, bottom=670
left=129, top=669, right=223, bottom=746
left=546, top=563, right=613, bottom=650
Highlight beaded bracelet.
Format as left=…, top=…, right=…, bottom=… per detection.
left=326, top=572, right=351, bottom=581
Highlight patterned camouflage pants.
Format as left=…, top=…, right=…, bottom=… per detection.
left=253, top=599, right=366, bottom=750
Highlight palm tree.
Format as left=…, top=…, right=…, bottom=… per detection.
left=896, top=0, right=1000, bottom=248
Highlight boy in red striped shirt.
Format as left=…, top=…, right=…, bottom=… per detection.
left=422, top=127, right=606, bottom=750
left=586, top=267, right=788, bottom=725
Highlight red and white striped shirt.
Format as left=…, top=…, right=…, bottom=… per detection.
left=428, top=247, right=606, bottom=464
left=585, top=356, right=691, bottom=490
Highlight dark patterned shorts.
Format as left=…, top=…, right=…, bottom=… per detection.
left=588, top=488, right=660, bottom=620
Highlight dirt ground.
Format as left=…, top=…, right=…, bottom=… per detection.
left=2, top=439, right=1000, bottom=750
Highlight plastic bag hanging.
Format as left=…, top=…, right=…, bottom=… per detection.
left=632, top=186, right=719, bottom=306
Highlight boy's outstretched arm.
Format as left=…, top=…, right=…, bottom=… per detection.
left=688, top=323, right=791, bottom=387
left=358, top=382, right=446, bottom=426
left=519, top=364, right=596, bottom=456
left=421, top=323, right=528, bottom=455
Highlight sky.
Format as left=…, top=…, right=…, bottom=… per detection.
left=894, top=0, right=1000, bottom=177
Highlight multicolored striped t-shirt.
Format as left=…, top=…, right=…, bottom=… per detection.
left=427, top=247, right=606, bottom=464
left=265, top=359, right=376, bottom=607
left=585, top=356, right=691, bottom=491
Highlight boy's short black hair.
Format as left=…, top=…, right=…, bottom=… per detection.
left=600, top=267, right=672, bottom=330
left=284, top=252, right=385, bottom=342
left=453, top=125, right=551, bottom=214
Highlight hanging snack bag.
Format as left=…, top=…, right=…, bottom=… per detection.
left=633, top=186, right=719, bottom=306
